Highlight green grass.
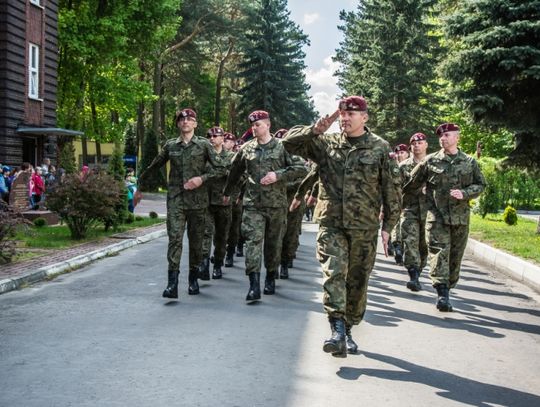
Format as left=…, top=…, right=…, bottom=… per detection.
left=470, top=214, right=540, bottom=265
left=15, top=217, right=164, bottom=249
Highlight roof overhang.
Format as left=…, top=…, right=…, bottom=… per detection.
left=16, top=127, right=84, bottom=137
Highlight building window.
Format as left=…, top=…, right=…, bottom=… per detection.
left=28, top=43, right=39, bottom=99
left=30, top=0, right=41, bottom=6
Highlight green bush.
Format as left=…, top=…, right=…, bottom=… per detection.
left=149, top=211, right=158, bottom=219
left=33, top=217, right=48, bottom=228
left=0, top=202, right=32, bottom=264
left=135, top=215, right=144, bottom=221
left=46, top=172, right=124, bottom=239
left=125, top=213, right=135, bottom=224
left=503, top=205, right=518, bottom=226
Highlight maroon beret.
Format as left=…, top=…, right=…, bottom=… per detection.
left=394, top=144, right=409, bottom=153
left=248, top=110, right=270, bottom=124
left=223, top=132, right=236, bottom=142
left=274, top=128, right=288, bottom=139
left=338, top=96, right=368, bottom=112
left=206, top=126, right=224, bottom=137
left=176, top=108, right=197, bottom=122
left=241, top=128, right=253, bottom=142
left=436, top=123, right=460, bottom=136
left=410, top=132, right=427, bottom=143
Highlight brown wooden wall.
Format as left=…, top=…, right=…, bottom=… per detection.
left=0, top=0, right=59, bottom=166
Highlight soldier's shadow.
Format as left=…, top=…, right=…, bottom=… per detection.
left=336, top=351, right=540, bottom=406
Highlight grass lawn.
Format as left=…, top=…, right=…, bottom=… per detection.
left=15, top=217, right=164, bottom=249
left=469, top=214, right=540, bottom=265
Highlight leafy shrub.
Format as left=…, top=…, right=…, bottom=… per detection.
left=0, top=201, right=31, bottom=264
left=503, top=206, right=518, bottom=226
left=125, top=213, right=135, bottom=224
left=149, top=211, right=158, bottom=219
left=33, top=217, right=48, bottom=228
left=46, top=172, right=123, bottom=239
left=135, top=215, right=144, bottom=221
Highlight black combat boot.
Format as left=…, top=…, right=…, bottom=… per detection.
left=345, top=323, right=358, bottom=354
left=387, top=239, right=395, bottom=256
left=188, top=268, right=200, bottom=295
left=246, top=273, right=261, bottom=302
left=435, top=284, right=452, bottom=312
left=212, top=260, right=223, bottom=279
left=394, top=243, right=404, bottom=266
left=198, top=257, right=210, bottom=281
left=263, top=271, right=276, bottom=295
left=323, top=317, right=347, bottom=358
left=162, top=270, right=179, bottom=299
left=225, top=245, right=235, bottom=267
left=236, top=242, right=244, bottom=257
left=279, top=261, right=289, bottom=279
left=406, top=266, right=422, bottom=292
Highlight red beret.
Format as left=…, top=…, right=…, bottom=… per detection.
left=241, top=128, right=253, bottom=142
left=207, top=126, right=224, bottom=137
left=248, top=110, right=270, bottom=124
left=394, top=144, right=409, bottom=153
left=223, top=132, right=236, bottom=142
left=436, top=123, right=460, bottom=136
left=176, top=108, right=197, bottom=122
left=338, top=96, right=368, bottom=112
left=274, top=128, right=288, bottom=139
left=410, top=132, right=427, bottom=143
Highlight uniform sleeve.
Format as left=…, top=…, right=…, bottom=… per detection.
left=275, top=152, right=308, bottom=183
left=139, top=142, right=169, bottom=182
left=294, top=165, right=319, bottom=200
left=223, top=149, right=247, bottom=197
left=462, top=159, right=486, bottom=200
left=402, top=159, right=428, bottom=196
left=201, top=143, right=227, bottom=183
left=281, top=125, right=324, bottom=163
left=380, top=153, right=402, bottom=233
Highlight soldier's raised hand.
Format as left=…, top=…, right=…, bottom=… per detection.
left=313, top=110, right=340, bottom=135
left=184, top=176, right=203, bottom=190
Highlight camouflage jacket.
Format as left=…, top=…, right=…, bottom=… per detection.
left=141, top=136, right=225, bottom=209
left=399, top=156, right=427, bottom=221
left=403, top=149, right=485, bottom=225
left=294, top=163, right=319, bottom=201
left=207, top=149, right=235, bottom=206
left=223, top=137, right=306, bottom=208
left=283, top=125, right=401, bottom=233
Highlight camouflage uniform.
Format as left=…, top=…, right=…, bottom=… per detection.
left=202, top=149, right=235, bottom=267
left=223, top=137, right=305, bottom=278
left=142, top=136, right=224, bottom=274
left=389, top=163, right=404, bottom=262
left=294, top=163, right=319, bottom=222
left=399, top=157, right=428, bottom=271
left=403, top=149, right=485, bottom=288
left=283, top=126, right=401, bottom=326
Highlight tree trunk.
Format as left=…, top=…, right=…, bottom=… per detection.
left=81, top=137, right=88, bottom=167
left=136, top=101, right=145, bottom=159
left=536, top=215, right=540, bottom=234
left=152, top=60, right=162, bottom=141
left=95, top=142, right=102, bottom=165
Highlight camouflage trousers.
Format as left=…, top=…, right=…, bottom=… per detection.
left=281, top=200, right=305, bottom=263
left=227, top=201, right=243, bottom=249
left=316, top=226, right=378, bottom=326
left=401, top=214, right=428, bottom=270
left=166, top=199, right=206, bottom=272
left=426, top=221, right=469, bottom=288
left=242, top=207, right=287, bottom=276
left=202, top=205, right=232, bottom=264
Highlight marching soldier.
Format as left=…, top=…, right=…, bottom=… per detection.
left=283, top=96, right=401, bottom=357
left=223, top=111, right=305, bottom=302
left=403, top=123, right=485, bottom=311
left=389, top=143, right=410, bottom=265
left=137, top=108, right=224, bottom=298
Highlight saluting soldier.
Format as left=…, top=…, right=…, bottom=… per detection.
left=403, top=123, right=485, bottom=311
left=200, top=127, right=236, bottom=280
left=399, top=132, right=429, bottom=291
left=137, top=108, right=224, bottom=298
left=283, top=96, right=401, bottom=357
left=223, top=111, right=305, bottom=302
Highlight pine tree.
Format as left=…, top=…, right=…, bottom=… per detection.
left=335, top=0, right=441, bottom=144
left=442, top=0, right=540, bottom=168
left=237, top=0, right=316, bottom=129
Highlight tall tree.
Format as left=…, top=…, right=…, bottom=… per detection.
left=442, top=0, right=540, bottom=168
left=334, top=0, right=441, bottom=143
left=237, top=0, right=316, bottom=129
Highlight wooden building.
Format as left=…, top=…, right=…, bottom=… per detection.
left=0, top=0, right=81, bottom=168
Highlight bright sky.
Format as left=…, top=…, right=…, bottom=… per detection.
left=288, top=0, right=357, bottom=123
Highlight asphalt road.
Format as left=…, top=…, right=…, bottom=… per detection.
left=1, top=223, right=540, bottom=407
